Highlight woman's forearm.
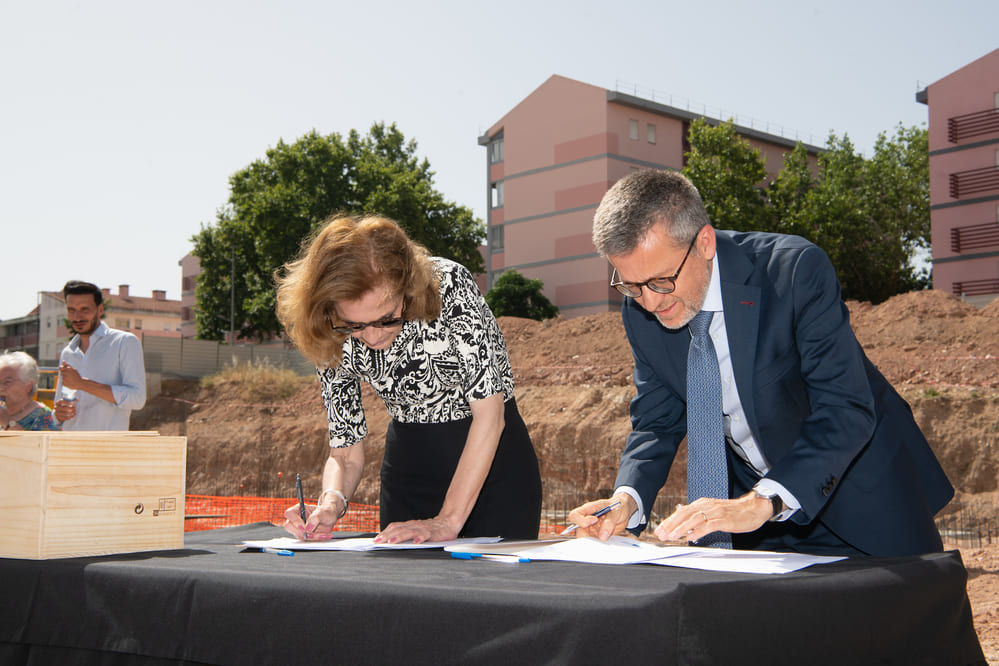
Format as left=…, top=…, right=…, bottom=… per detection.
left=437, top=392, right=505, bottom=530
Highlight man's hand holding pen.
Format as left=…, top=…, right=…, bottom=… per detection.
left=565, top=494, right=636, bottom=541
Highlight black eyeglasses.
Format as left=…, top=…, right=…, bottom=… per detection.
left=325, top=310, right=406, bottom=334
left=610, top=234, right=698, bottom=298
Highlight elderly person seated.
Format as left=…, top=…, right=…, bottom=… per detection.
left=0, top=351, right=60, bottom=431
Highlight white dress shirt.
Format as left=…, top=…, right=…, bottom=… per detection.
left=57, top=322, right=146, bottom=431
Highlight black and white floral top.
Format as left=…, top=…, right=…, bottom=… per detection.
left=318, top=258, right=515, bottom=448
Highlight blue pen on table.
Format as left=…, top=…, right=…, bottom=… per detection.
left=261, top=547, right=295, bottom=556
left=559, top=500, right=622, bottom=536
left=296, top=473, right=307, bottom=535
left=451, top=552, right=530, bottom=564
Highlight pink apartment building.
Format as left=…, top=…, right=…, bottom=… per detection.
left=479, top=74, right=821, bottom=318
left=919, top=48, right=999, bottom=307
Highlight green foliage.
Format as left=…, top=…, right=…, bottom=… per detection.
left=486, top=270, right=559, bottom=321
left=683, top=119, right=772, bottom=232
left=191, top=123, right=485, bottom=341
left=683, top=120, right=931, bottom=304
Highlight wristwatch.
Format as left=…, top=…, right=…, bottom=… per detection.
left=754, top=488, right=785, bottom=522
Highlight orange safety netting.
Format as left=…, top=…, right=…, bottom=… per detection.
left=183, top=494, right=381, bottom=533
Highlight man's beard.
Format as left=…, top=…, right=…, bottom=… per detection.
left=73, top=316, right=100, bottom=335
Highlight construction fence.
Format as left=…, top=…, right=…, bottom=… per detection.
left=183, top=494, right=689, bottom=538
left=142, top=336, right=314, bottom=379
left=185, top=494, right=994, bottom=547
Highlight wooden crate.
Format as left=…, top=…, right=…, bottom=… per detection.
left=0, top=431, right=187, bottom=559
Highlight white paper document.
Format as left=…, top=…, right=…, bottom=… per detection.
left=446, top=536, right=845, bottom=574
left=242, top=535, right=502, bottom=552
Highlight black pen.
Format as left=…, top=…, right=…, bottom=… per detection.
left=560, top=500, right=622, bottom=536
left=296, top=473, right=307, bottom=532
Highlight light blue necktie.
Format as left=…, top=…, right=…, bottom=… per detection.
left=686, top=310, right=732, bottom=548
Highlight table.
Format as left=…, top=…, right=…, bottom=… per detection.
left=0, top=523, right=985, bottom=665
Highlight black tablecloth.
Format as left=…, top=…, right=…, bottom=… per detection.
left=0, top=523, right=985, bottom=666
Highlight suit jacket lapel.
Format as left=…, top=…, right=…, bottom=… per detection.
left=716, top=234, right=762, bottom=443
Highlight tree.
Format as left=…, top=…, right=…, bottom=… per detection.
left=684, top=118, right=930, bottom=303
left=771, top=127, right=930, bottom=302
left=485, top=270, right=559, bottom=321
left=682, top=119, right=772, bottom=232
left=191, top=123, right=485, bottom=341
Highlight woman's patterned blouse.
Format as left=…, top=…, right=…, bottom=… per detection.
left=317, top=258, right=515, bottom=448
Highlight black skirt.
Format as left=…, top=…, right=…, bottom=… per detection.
left=379, top=397, right=542, bottom=539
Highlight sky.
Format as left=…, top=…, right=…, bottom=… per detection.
left=1, top=0, right=997, bottom=321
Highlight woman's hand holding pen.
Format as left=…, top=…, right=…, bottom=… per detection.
left=565, top=494, right=636, bottom=541
left=281, top=496, right=343, bottom=540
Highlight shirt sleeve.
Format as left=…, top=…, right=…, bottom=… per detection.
left=110, top=333, right=147, bottom=411
left=318, top=366, right=367, bottom=447
left=438, top=262, right=507, bottom=403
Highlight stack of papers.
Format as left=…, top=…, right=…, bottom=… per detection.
left=446, top=536, right=846, bottom=574
left=242, top=534, right=845, bottom=574
left=242, top=535, right=501, bottom=552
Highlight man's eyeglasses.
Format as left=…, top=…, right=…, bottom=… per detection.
left=326, top=311, right=406, bottom=335
left=610, top=234, right=698, bottom=298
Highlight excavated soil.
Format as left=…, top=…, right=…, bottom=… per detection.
left=133, top=289, right=999, bottom=662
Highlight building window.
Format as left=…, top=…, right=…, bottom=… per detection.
left=491, top=181, right=504, bottom=208
left=490, top=137, right=504, bottom=164
left=629, top=119, right=639, bottom=140
left=647, top=123, right=656, bottom=144
left=115, top=318, right=129, bottom=329
left=489, top=225, right=505, bottom=253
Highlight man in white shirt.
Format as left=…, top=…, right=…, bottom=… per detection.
left=53, top=281, right=146, bottom=431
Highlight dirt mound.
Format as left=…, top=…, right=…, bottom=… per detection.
left=134, top=289, right=999, bottom=503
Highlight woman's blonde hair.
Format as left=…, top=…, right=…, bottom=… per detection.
left=275, top=214, right=440, bottom=366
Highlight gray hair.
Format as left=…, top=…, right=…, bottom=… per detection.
left=592, top=169, right=711, bottom=257
left=0, top=351, right=40, bottom=394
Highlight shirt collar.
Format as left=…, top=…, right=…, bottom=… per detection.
left=69, top=321, right=110, bottom=350
left=701, top=253, right=723, bottom=312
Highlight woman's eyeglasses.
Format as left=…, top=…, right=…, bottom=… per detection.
left=325, top=312, right=405, bottom=334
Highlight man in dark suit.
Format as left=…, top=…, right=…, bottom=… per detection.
left=567, top=169, right=953, bottom=556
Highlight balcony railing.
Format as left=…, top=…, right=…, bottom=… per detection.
left=0, top=333, right=39, bottom=348
left=952, top=278, right=999, bottom=297
left=951, top=221, right=999, bottom=252
left=949, top=166, right=999, bottom=198
left=948, top=107, right=999, bottom=143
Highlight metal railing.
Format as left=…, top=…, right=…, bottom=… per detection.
left=613, top=80, right=820, bottom=147
left=953, top=278, right=999, bottom=297
left=948, top=107, right=999, bottom=143
left=950, top=221, right=999, bottom=252
left=936, top=504, right=999, bottom=548
left=949, top=165, right=999, bottom=198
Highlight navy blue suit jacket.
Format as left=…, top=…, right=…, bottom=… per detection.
left=616, top=230, right=953, bottom=556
